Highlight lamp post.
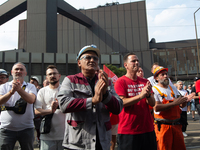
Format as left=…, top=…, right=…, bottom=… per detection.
left=194, top=7, right=200, bottom=74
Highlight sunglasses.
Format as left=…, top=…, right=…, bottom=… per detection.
left=80, top=55, right=99, bottom=61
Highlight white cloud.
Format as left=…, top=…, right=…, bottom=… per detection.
left=146, top=0, right=164, bottom=10
left=154, top=4, right=187, bottom=26
left=147, top=1, right=200, bottom=42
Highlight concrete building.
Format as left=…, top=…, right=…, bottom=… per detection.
left=0, top=0, right=199, bottom=85
left=0, top=0, right=153, bottom=85
left=150, top=39, right=200, bottom=82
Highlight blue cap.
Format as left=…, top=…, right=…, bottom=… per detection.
left=76, top=44, right=100, bottom=61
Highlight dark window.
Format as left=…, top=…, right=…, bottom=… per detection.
left=32, top=63, right=42, bottom=75
left=68, top=64, right=79, bottom=75
left=57, top=64, right=67, bottom=75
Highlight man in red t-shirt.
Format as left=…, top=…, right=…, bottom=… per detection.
left=195, top=78, right=200, bottom=118
left=114, top=53, right=157, bottom=150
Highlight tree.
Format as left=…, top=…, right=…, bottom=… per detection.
left=105, top=64, right=126, bottom=77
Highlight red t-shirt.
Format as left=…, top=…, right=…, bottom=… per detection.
left=196, top=80, right=200, bottom=93
left=114, top=75, right=154, bottom=135
left=195, top=80, right=200, bottom=103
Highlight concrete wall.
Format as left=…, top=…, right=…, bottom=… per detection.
left=18, top=1, right=152, bottom=76
left=0, top=51, right=122, bottom=85
left=56, top=1, right=149, bottom=54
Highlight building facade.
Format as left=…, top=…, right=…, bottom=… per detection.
left=150, top=39, right=200, bottom=83
left=18, top=1, right=153, bottom=78
left=0, top=51, right=123, bottom=85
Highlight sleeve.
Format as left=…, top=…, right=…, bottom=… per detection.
left=0, top=84, right=6, bottom=96
left=34, top=89, right=44, bottom=109
left=152, top=87, right=163, bottom=102
left=102, top=81, right=123, bottom=115
left=114, top=78, right=127, bottom=97
left=28, top=83, right=37, bottom=97
left=57, top=77, right=92, bottom=113
left=196, top=80, right=200, bottom=93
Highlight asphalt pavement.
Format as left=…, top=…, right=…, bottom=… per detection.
left=185, top=112, right=200, bottom=150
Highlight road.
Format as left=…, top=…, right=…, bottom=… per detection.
left=185, top=113, right=200, bottom=150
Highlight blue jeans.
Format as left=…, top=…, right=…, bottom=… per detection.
left=40, top=140, right=64, bottom=150
left=0, top=128, right=34, bottom=150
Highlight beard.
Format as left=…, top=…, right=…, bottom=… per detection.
left=160, top=78, right=169, bottom=86
left=49, top=80, right=59, bottom=85
left=13, top=74, right=23, bottom=80
left=49, top=77, right=59, bottom=85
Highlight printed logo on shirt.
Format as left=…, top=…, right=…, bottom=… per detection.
left=127, top=84, right=145, bottom=97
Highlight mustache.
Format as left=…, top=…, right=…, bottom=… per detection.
left=50, top=77, right=56, bottom=80
left=15, top=73, right=21, bottom=75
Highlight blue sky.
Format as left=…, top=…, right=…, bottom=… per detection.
left=0, top=0, right=200, bottom=51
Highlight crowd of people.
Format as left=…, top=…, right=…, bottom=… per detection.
left=0, top=45, right=199, bottom=150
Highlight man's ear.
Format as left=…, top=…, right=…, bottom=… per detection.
left=77, top=60, right=81, bottom=68
left=124, top=62, right=127, bottom=69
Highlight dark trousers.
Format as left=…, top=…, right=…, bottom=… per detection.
left=180, top=111, right=188, bottom=132
left=195, top=103, right=200, bottom=115
left=117, top=131, right=157, bottom=150
left=0, top=128, right=34, bottom=150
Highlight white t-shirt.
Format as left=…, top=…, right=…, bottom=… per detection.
left=34, top=85, right=66, bottom=140
left=178, top=89, right=187, bottom=111
left=153, top=85, right=180, bottom=114
left=0, top=81, right=37, bottom=131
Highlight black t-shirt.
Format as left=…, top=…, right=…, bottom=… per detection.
left=191, top=86, right=199, bottom=105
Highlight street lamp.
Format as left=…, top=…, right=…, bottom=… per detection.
left=194, top=7, right=200, bottom=74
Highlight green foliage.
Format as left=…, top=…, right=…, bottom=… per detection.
left=105, top=64, right=126, bottom=77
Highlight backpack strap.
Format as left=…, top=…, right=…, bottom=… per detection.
left=153, top=86, right=167, bottom=99
left=168, top=85, right=175, bottom=98
left=22, top=85, right=26, bottom=90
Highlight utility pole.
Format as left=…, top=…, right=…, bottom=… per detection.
left=194, top=7, right=200, bottom=74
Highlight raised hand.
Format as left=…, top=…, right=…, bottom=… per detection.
left=140, top=81, right=152, bottom=99
left=98, top=70, right=108, bottom=94
left=51, top=99, right=59, bottom=113
left=92, top=79, right=105, bottom=105
left=185, top=92, right=195, bottom=102
left=173, top=96, right=187, bottom=105
left=11, top=79, right=22, bottom=94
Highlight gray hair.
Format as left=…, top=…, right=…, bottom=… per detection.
left=176, top=80, right=183, bottom=84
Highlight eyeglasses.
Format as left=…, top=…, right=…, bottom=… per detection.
left=80, top=55, right=99, bottom=61
left=47, top=72, right=59, bottom=76
left=0, top=76, right=7, bottom=80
